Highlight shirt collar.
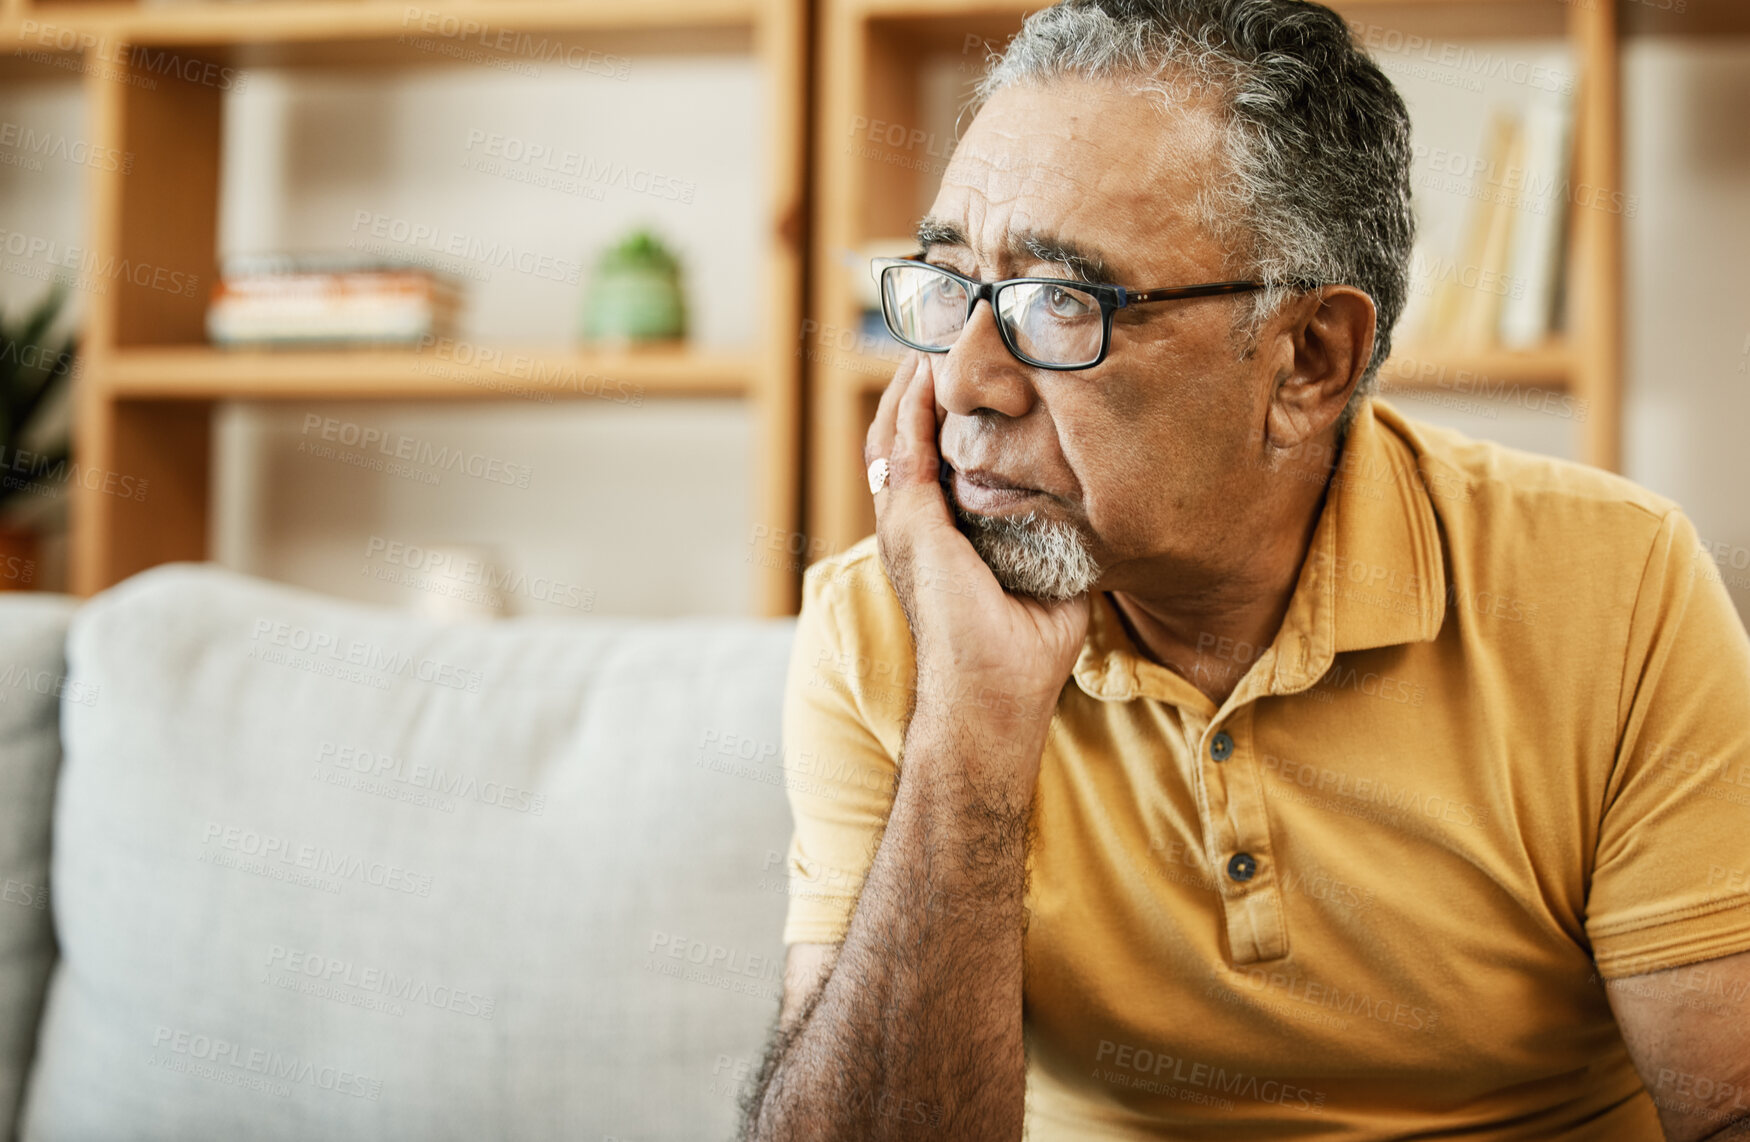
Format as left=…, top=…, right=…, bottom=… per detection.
left=1071, top=397, right=1448, bottom=709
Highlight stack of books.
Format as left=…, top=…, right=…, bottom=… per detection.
left=1403, top=90, right=1574, bottom=353
left=207, top=255, right=462, bottom=348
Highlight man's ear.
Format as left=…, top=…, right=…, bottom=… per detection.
left=1263, top=286, right=1377, bottom=451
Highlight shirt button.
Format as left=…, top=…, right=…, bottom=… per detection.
left=1226, top=853, right=1258, bottom=882
left=1210, top=732, right=1234, bottom=762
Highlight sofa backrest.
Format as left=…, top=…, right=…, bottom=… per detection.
left=14, top=563, right=799, bottom=1142
left=0, top=593, right=78, bottom=1142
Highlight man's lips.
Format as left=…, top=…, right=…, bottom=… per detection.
left=945, top=465, right=1041, bottom=513
left=955, top=466, right=1031, bottom=491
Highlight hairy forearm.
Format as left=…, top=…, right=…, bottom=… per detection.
left=746, top=713, right=1042, bottom=1141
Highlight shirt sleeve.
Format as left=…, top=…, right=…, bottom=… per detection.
left=779, top=548, right=910, bottom=946
left=1586, top=507, right=1750, bottom=979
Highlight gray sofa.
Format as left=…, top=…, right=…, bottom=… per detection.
left=0, top=563, right=798, bottom=1141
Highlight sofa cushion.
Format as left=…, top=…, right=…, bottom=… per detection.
left=20, top=563, right=798, bottom=1141
left=0, top=593, right=80, bottom=1140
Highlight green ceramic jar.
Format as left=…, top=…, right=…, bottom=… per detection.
left=583, top=230, right=687, bottom=343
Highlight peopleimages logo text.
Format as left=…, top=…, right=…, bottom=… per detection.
left=150, top=1026, right=382, bottom=1100
left=200, top=823, right=434, bottom=896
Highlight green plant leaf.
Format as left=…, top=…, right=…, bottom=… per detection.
left=0, top=284, right=77, bottom=511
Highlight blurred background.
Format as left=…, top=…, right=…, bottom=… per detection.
left=1, top=0, right=1746, bottom=627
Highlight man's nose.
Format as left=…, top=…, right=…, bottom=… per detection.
left=934, top=300, right=1036, bottom=420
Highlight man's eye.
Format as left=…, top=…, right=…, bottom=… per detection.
left=1044, top=285, right=1095, bottom=319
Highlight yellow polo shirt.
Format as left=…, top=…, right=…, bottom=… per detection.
left=779, top=397, right=1750, bottom=1138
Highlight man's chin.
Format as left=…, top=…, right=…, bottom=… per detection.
left=948, top=501, right=1101, bottom=603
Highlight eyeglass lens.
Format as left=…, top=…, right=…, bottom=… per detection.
left=881, top=263, right=1103, bottom=366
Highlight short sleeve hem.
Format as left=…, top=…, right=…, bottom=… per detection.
left=1590, top=897, right=1750, bottom=979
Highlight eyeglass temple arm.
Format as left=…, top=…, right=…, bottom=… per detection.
left=1121, top=279, right=1322, bottom=305
left=1120, top=281, right=1266, bottom=305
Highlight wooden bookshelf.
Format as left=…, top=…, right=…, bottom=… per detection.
left=1, top=0, right=807, bottom=615
left=806, top=0, right=1624, bottom=559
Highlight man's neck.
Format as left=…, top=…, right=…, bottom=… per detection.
left=1104, top=474, right=1333, bottom=709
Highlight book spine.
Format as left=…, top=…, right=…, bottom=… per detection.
left=1499, top=93, right=1573, bottom=349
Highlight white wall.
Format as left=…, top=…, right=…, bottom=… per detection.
left=0, top=79, right=86, bottom=322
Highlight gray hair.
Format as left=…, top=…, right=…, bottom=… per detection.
left=972, top=0, right=1415, bottom=441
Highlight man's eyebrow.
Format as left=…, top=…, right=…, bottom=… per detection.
left=1013, top=231, right=1116, bottom=285
left=915, top=217, right=966, bottom=250
left=911, top=218, right=1117, bottom=285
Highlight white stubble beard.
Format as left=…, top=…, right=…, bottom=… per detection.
left=948, top=493, right=1102, bottom=603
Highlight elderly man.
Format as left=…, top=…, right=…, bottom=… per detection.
left=742, top=0, right=1750, bottom=1138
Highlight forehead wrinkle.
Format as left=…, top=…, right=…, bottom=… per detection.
left=921, top=153, right=1126, bottom=285
left=937, top=79, right=1232, bottom=284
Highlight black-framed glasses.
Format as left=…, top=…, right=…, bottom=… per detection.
left=873, top=253, right=1317, bottom=370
